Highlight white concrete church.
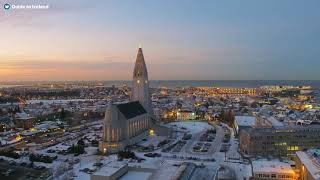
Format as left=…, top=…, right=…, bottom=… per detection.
left=99, top=47, right=153, bottom=153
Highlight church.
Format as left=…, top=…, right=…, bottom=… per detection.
left=99, top=47, right=153, bottom=153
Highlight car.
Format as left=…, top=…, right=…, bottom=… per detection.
left=80, top=168, right=90, bottom=173
left=36, top=166, right=46, bottom=170
left=47, top=149, right=56, bottom=153
left=93, top=162, right=103, bottom=166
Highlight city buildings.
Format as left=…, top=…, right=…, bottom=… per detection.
left=177, top=110, right=196, bottom=120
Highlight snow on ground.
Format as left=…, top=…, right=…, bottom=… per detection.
left=138, top=135, right=166, bottom=147
left=26, top=99, right=95, bottom=105
left=165, top=121, right=213, bottom=135
left=120, top=171, right=152, bottom=180
left=150, top=160, right=179, bottom=180
left=85, top=147, right=99, bottom=156
left=73, top=155, right=117, bottom=180
left=222, top=162, right=252, bottom=180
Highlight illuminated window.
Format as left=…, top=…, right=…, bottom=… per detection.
left=145, top=80, right=148, bottom=84
left=137, top=80, right=140, bottom=83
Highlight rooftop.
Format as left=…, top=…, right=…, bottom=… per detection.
left=92, top=162, right=128, bottom=177
left=252, top=160, right=295, bottom=175
left=117, top=101, right=147, bottom=119
left=235, top=116, right=256, bottom=127
left=267, top=117, right=284, bottom=127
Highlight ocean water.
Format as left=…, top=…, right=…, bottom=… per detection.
left=100, top=80, right=320, bottom=89
left=1, top=80, right=320, bottom=89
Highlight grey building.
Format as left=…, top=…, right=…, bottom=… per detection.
left=240, top=125, right=320, bottom=157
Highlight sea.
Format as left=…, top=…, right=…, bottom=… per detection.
left=98, top=80, right=320, bottom=89
left=1, top=80, right=320, bottom=88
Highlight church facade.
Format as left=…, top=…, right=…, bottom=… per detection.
left=99, top=47, right=152, bottom=153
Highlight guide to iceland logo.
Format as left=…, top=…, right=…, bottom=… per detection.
left=4, top=3, right=10, bottom=10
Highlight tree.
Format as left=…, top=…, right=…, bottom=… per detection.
left=221, top=109, right=235, bottom=126
left=60, top=108, right=66, bottom=120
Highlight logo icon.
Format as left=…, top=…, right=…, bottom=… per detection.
left=4, top=3, right=10, bottom=10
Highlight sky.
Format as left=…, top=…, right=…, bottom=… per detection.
left=0, top=0, right=320, bottom=81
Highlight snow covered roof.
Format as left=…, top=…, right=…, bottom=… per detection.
left=235, top=116, right=256, bottom=127
left=92, top=162, right=128, bottom=177
left=252, top=160, right=295, bottom=175
left=16, top=111, right=34, bottom=120
left=267, top=117, right=284, bottom=127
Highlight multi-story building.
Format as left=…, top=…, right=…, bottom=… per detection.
left=252, top=160, right=298, bottom=180
left=240, top=125, right=320, bottom=157
left=234, top=116, right=257, bottom=135
left=295, top=149, right=320, bottom=180
left=13, top=111, right=36, bottom=129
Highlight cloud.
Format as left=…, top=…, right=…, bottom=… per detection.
left=0, top=59, right=131, bottom=70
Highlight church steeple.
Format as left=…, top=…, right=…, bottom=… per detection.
left=133, top=48, right=148, bottom=78
left=131, top=47, right=152, bottom=116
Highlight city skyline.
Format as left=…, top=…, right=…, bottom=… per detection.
left=1, top=0, right=320, bottom=81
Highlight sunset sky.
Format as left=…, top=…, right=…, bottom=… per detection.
left=1, top=0, right=320, bottom=81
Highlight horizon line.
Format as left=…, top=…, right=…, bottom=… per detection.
left=0, top=79, right=320, bottom=83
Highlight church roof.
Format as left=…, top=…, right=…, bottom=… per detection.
left=117, top=101, right=147, bottom=119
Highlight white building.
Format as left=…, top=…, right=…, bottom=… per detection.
left=91, top=162, right=128, bottom=180
left=234, top=116, right=256, bottom=134
left=252, top=160, right=298, bottom=180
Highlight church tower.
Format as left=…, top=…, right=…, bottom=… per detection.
left=131, top=47, right=153, bottom=116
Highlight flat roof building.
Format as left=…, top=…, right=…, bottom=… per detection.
left=234, top=116, right=257, bottom=134
left=252, top=160, right=298, bottom=180
left=240, top=125, right=320, bottom=157
left=91, top=162, right=128, bottom=180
